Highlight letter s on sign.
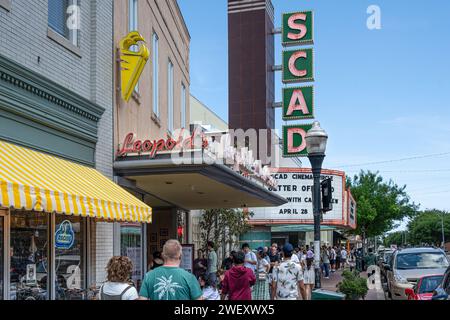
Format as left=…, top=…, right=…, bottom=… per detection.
left=288, top=13, right=307, bottom=40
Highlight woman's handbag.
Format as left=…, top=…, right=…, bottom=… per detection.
left=257, top=260, right=267, bottom=281
left=258, top=271, right=267, bottom=281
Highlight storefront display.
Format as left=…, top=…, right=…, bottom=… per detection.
left=120, top=223, right=143, bottom=290
left=10, top=211, right=48, bottom=300
left=55, top=215, right=86, bottom=300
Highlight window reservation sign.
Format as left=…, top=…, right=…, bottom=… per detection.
left=250, top=168, right=355, bottom=229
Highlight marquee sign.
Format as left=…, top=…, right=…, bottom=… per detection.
left=250, top=168, right=351, bottom=227
left=347, top=190, right=357, bottom=229
left=282, top=48, right=314, bottom=83
left=117, top=130, right=208, bottom=158
left=283, top=124, right=312, bottom=157
left=282, top=86, right=314, bottom=120
left=282, top=11, right=314, bottom=46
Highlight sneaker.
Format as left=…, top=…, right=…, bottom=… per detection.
left=325, top=277, right=330, bottom=279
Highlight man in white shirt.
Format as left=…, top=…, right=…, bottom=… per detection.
left=290, top=251, right=301, bottom=264
left=271, top=243, right=306, bottom=300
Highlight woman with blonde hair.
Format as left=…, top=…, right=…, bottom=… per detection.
left=98, top=256, right=139, bottom=300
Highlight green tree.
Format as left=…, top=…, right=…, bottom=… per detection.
left=199, top=208, right=253, bottom=261
left=407, top=210, right=450, bottom=246
left=346, top=171, right=418, bottom=248
left=383, top=231, right=405, bottom=247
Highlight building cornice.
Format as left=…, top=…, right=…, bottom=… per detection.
left=0, top=54, right=105, bottom=143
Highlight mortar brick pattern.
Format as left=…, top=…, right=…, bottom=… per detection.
left=0, top=0, right=115, bottom=287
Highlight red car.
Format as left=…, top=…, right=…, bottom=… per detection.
left=405, top=275, right=444, bottom=300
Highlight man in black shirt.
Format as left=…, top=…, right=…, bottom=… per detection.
left=267, top=243, right=280, bottom=273
left=221, top=251, right=236, bottom=271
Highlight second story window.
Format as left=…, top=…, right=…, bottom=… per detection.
left=48, top=0, right=79, bottom=46
left=167, top=60, right=174, bottom=133
left=152, top=33, right=159, bottom=117
left=128, top=0, right=138, bottom=32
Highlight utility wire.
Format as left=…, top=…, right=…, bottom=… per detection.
left=410, top=190, right=450, bottom=196
left=331, top=151, right=450, bottom=168
left=345, top=169, right=450, bottom=173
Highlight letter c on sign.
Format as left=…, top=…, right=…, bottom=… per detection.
left=287, top=127, right=307, bottom=154
left=288, top=13, right=307, bottom=40
left=288, top=51, right=307, bottom=77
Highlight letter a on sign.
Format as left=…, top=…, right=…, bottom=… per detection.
left=283, top=124, right=313, bottom=157
left=282, top=11, right=314, bottom=46
left=282, top=49, right=314, bottom=83
left=283, top=86, right=314, bottom=120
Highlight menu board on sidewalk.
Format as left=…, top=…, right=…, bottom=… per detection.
left=180, top=244, right=194, bottom=273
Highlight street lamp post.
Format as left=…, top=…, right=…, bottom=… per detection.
left=306, top=121, right=328, bottom=289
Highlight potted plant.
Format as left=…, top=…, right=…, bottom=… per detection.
left=337, top=270, right=369, bottom=300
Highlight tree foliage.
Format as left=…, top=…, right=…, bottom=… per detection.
left=383, top=231, right=405, bottom=247
left=198, top=208, right=254, bottom=254
left=407, top=210, right=450, bottom=246
left=346, top=171, right=418, bottom=238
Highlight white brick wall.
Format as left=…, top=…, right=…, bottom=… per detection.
left=0, top=0, right=115, bottom=287
left=94, top=222, right=114, bottom=285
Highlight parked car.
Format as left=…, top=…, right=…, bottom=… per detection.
left=405, top=274, right=444, bottom=300
left=432, top=266, right=450, bottom=300
left=385, top=247, right=449, bottom=300
left=380, top=250, right=394, bottom=288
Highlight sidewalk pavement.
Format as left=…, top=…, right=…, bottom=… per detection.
left=320, top=267, right=385, bottom=300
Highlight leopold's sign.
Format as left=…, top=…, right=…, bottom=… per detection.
left=117, top=130, right=209, bottom=158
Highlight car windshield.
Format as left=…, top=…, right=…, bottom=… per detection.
left=418, top=276, right=444, bottom=294
left=396, top=252, right=449, bottom=270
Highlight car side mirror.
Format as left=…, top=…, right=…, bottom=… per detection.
left=432, top=288, right=449, bottom=301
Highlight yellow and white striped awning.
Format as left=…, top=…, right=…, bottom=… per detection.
left=0, top=140, right=151, bottom=223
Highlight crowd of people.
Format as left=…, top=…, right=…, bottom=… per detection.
left=96, top=239, right=357, bottom=300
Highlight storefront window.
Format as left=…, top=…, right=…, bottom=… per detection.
left=10, top=211, right=48, bottom=300
left=55, top=215, right=85, bottom=300
left=120, top=223, right=142, bottom=290
left=0, top=216, right=4, bottom=300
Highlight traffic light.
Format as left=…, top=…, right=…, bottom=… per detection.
left=321, top=178, right=333, bottom=213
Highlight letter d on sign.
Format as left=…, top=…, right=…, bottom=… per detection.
left=283, top=124, right=313, bottom=157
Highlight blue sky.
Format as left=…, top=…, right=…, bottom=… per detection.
left=178, top=0, right=450, bottom=227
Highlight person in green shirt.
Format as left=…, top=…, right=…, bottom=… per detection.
left=139, top=239, right=203, bottom=300
left=206, top=241, right=218, bottom=287
left=364, top=248, right=377, bottom=268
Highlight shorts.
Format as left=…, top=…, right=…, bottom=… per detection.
left=330, top=259, right=336, bottom=264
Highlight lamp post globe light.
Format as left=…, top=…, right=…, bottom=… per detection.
left=305, top=121, right=328, bottom=289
